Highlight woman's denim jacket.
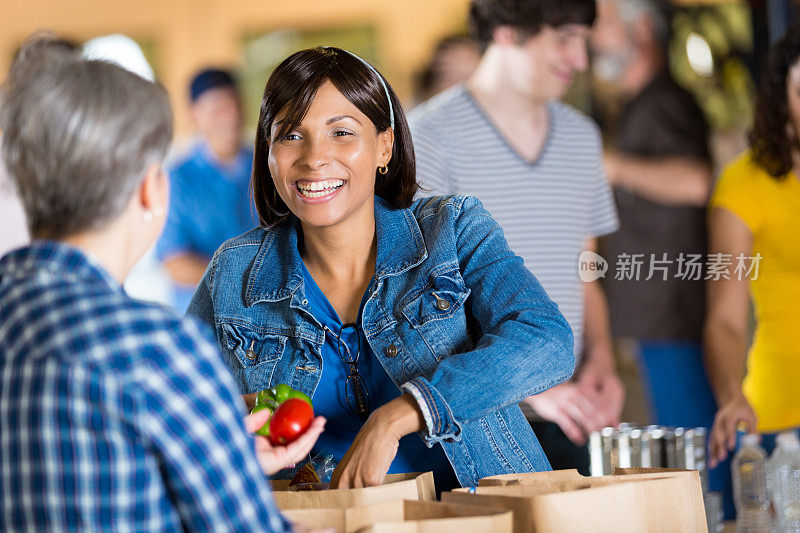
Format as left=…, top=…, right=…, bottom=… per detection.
left=188, top=195, right=575, bottom=487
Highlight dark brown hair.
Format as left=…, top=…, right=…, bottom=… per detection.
left=469, top=0, right=597, bottom=52
left=252, top=46, right=418, bottom=227
left=749, top=27, right=800, bottom=180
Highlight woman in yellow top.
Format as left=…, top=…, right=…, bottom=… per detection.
left=706, top=29, right=800, bottom=467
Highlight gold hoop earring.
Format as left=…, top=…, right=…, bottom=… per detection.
left=378, top=165, right=388, bottom=175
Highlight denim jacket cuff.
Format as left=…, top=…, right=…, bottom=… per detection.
left=401, top=377, right=462, bottom=446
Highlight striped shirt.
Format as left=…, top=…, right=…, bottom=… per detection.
left=409, top=86, right=619, bottom=358
left=0, top=242, right=290, bottom=532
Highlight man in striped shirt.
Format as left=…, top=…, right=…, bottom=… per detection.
left=409, top=0, right=622, bottom=474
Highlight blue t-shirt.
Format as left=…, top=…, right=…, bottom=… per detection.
left=156, top=142, right=256, bottom=311
left=301, top=262, right=458, bottom=492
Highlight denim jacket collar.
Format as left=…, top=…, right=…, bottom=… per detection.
left=244, top=196, right=427, bottom=306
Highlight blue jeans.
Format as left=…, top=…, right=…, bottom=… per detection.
left=637, top=340, right=734, bottom=519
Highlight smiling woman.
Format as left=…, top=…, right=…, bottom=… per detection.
left=252, top=47, right=417, bottom=228
left=187, top=46, right=576, bottom=492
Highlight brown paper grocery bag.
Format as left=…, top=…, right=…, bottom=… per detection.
left=352, top=500, right=512, bottom=532
left=283, top=508, right=346, bottom=531
left=479, top=468, right=584, bottom=487
left=271, top=472, right=436, bottom=510
left=443, top=470, right=707, bottom=533
left=480, top=467, right=700, bottom=486
left=480, top=467, right=706, bottom=516
left=609, top=466, right=707, bottom=523
left=283, top=499, right=512, bottom=533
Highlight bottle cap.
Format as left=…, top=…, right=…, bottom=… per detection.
left=777, top=431, right=800, bottom=449
left=742, top=433, right=761, bottom=447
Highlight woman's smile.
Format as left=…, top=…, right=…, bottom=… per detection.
left=294, top=178, right=346, bottom=201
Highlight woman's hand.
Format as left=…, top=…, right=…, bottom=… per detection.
left=330, top=394, right=423, bottom=488
left=709, top=394, right=757, bottom=468
left=244, top=409, right=326, bottom=476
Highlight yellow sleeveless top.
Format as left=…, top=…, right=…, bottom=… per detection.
left=709, top=151, right=800, bottom=432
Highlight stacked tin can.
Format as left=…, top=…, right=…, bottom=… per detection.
left=589, top=424, right=722, bottom=532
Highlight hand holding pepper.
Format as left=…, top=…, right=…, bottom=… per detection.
left=245, top=408, right=326, bottom=476
left=250, top=384, right=315, bottom=443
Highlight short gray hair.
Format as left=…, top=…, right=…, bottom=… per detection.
left=0, top=37, right=173, bottom=239
left=608, top=0, right=670, bottom=46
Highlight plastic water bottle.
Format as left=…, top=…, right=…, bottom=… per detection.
left=733, top=434, right=770, bottom=532
left=767, top=431, right=800, bottom=532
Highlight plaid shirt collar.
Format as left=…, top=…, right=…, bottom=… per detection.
left=0, top=240, right=121, bottom=292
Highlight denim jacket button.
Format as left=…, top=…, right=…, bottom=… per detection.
left=436, top=297, right=451, bottom=311
left=301, top=299, right=309, bottom=307
left=245, top=340, right=257, bottom=361
left=385, top=344, right=398, bottom=357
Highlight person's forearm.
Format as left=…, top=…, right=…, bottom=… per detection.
left=376, top=394, right=424, bottom=439
left=703, top=207, right=753, bottom=407
left=611, top=155, right=712, bottom=206
left=411, top=196, right=574, bottom=435
left=703, top=318, right=748, bottom=405
left=163, top=253, right=210, bottom=285
left=581, top=279, right=615, bottom=373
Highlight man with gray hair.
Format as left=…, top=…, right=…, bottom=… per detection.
left=591, top=0, right=729, bottom=516
left=0, top=38, right=322, bottom=531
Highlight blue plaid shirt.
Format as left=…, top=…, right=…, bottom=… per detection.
left=0, top=242, right=291, bottom=532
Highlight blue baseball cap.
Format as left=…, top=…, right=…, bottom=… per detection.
left=190, top=68, right=236, bottom=101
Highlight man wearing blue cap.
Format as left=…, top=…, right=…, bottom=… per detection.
left=156, top=68, right=256, bottom=311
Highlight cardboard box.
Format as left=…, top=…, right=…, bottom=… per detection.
left=283, top=499, right=513, bottom=533
left=442, top=468, right=707, bottom=533
left=270, top=472, right=436, bottom=510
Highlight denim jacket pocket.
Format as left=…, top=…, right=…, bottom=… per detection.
left=218, top=322, right=286, bottom=393
left=400, top=270, right=473, bottom=367
left=401, top=270, right=471, bottom=327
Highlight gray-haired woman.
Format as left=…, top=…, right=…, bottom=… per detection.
left=0, top=38, right=322, bottom=531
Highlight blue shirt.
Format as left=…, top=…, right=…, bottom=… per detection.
left=0, top=242, right=290, bottom=532
left=156, top=142, right=256, bottom=311
left=300, top=263, right=459, bottom=491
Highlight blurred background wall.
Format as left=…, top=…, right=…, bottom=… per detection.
left=2, top=0, right=788, bottom=164
left=0, top=0, right=476, bottom=139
